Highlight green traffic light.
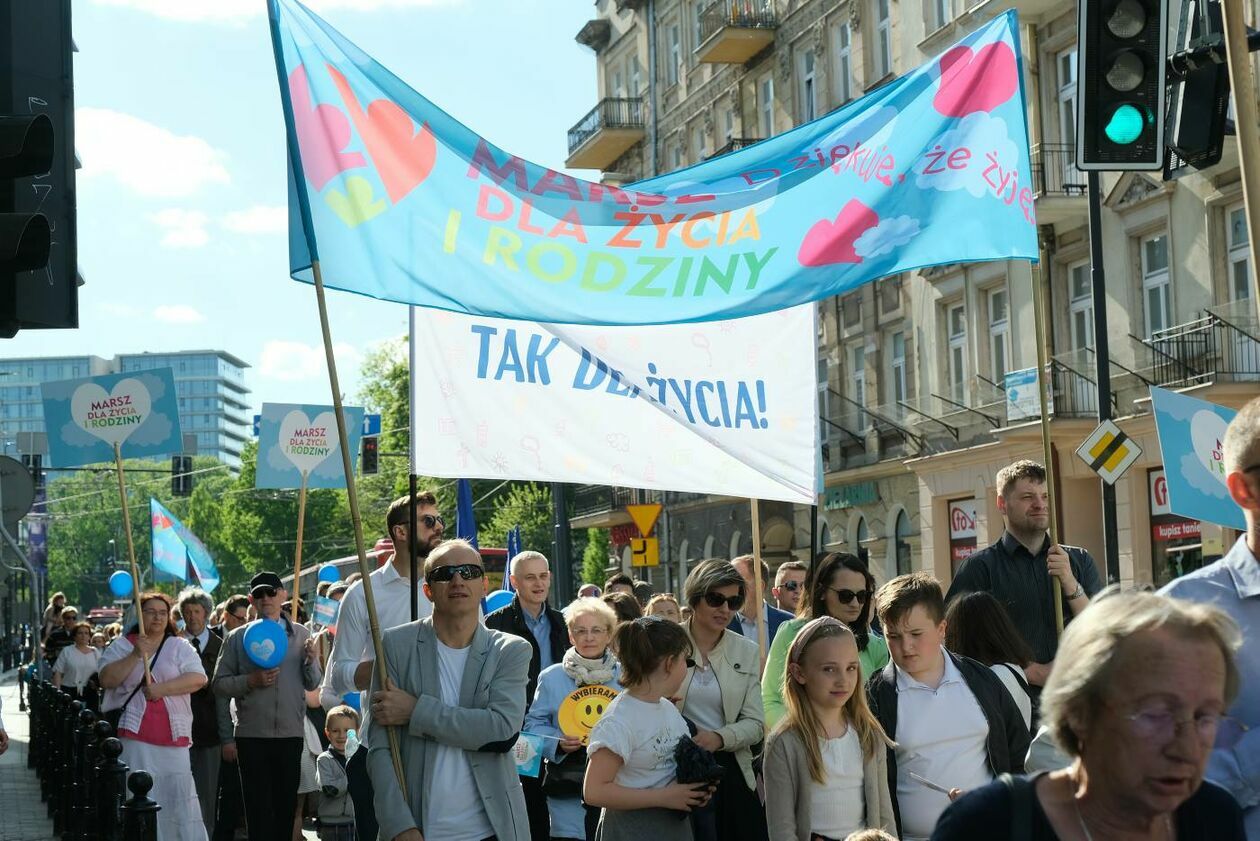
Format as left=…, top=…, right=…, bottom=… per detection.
left=1105, top=104, right=1146, bottom=144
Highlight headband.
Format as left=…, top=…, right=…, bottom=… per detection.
left=787, top=616, right=850, bottom=665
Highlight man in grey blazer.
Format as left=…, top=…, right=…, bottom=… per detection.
left=368, top=538, right=533, bottom=841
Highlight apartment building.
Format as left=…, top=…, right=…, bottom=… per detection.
left=566, top=0, right=1259, bottom=591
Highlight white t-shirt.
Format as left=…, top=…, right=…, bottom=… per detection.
left=683, top=658, right=725, bottom=733
left=990, top=663, right=1032, bottom=731
left=425, top=640, right=494, bottom=841
left=54, top=646, right=100, bottom=690
left=587, top=693, right=690, bottom=790
left=809, top=728, right=865, bottom=838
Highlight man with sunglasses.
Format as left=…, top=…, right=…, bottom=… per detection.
left=771, top=561, right=807, bottom=614
left=321, top=492, right=443, bottom=841
left=213, top=571, right=323, bottom=841
left=728, top=554, right=794, bottom=645
left=1160, top=395, right=1260, bottom=837
left=367, top=538, right=533, bottom=841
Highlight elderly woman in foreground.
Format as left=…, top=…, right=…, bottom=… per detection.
left=931, top=590, right=1247, bottom=840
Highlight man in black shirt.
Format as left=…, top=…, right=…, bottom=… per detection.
left=945, top=460, right=1103, bottom=687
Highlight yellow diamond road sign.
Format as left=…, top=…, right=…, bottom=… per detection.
left=1076, top=420, right=1142, bottom=486
left=626, top=503, right=662, bottom=537
left=630, top=537, right=660, bottom=567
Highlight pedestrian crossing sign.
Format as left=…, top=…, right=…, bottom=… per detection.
left=1076, top=420, right=1142, bottom=485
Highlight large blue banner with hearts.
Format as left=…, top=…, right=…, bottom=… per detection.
left=270, top=1, right=1036, bottom=326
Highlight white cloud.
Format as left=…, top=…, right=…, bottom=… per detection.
left=259, top=339, right=362, bottom=383
left=78, top=108, right=230, bottom=198
left=150, top=209, right=210, bottom=248
left=854, top=215, right=921, bottom=259
left=914, top=112, right=1018, bottom=198
left=92, top=0, right=458, bottom=24
left=153, top=304, right=206, bottom=324
left=222, top=205, right=288, bottom=235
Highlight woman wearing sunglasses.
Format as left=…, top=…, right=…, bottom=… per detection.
left=677, top=559, right=768, bottom=841
left=763, top=553, right=889, bottom=731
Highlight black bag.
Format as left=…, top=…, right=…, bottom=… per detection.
left=540, top=747, right=588, bottom=798
left=673, top=735, right=724, bottom=786
left=103, top=635, right=168, bottom=732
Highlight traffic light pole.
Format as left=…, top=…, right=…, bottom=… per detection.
left=1220, top=0, right=1260, bottom=314
left=1088, top=171, right=1121, bottom=584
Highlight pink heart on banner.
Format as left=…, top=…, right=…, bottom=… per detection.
left=933, top=42, right=1018, bottom=118
left=288, top=65, right=367, bottom=190
left=797, top=200, right=879, bottom=266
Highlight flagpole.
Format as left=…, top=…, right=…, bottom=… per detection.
left=408, top=306, right=419, bottom=622
left=291, top=472, right=309, bottom=623
left=312, top=259, right=406, bottom=788
left=113, top=442, right=150, bottom=682
left=749, top=498, right=767, bottom=670
left=1030, top=262, right=1065, bottom=636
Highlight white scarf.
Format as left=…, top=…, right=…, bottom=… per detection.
left=561, top=646, right=617, bottom=686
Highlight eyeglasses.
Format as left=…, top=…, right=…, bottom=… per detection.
left=702, top=591, right=745, bottom=611
left=230, top=612, right=248, bottom=622
left=421, top=514, right=445, bottom=529
left=1123, top=706, right=1249, bottom=747
left=427, top=563, right=485, bottom=584
left=779, top=580, right=802, bottom=592
left=251, top=587, right=278, bottom=599
left=570, top=626, right=609, bottom=637
left=827, top=587, right=870, bottom=605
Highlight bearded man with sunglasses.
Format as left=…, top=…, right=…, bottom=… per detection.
left=368, top=538, right=533, bottom=841
left=322, top=492, right=443, bottom=841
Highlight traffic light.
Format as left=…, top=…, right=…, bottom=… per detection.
left=20, top=452, right=41, bottom=491
left=1077, top=0, right=1169, bottom=170
left=361, top=435, right=379, bottom=475
left=1165, top=0, right=1230, bottom=176
left=171, top=454, right=193, bottom=497
left=0, top=0, right=78, bottom=337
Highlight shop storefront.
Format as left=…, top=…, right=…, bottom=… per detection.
left=1147, top=468, right=1206, bottom=588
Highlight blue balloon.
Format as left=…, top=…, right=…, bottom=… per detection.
left=484, top=589, right=514, bottom=614
left=108, top=570, right=133, bottom=599
left=242, top=618, right=289, bottom=669
left=317, top=564, right=340, bottom=583
left=341, top=692, right=361, bottom=712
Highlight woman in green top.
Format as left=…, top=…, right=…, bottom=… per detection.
left=762, top=552, right=889, bottom=730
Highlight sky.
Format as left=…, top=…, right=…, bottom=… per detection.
left=6, top=0, right=597, bottom=412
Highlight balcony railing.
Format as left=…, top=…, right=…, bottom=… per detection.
left=699, top=0, right=778, bottom=42
left=705, top=137, right=762, bottom=160
left=1031, top=143, right=1086, bottom=198
left=572, top=485, right=641, bottom=519
left=567, top=97, right=645, bottom=156
left=1144, top=310, right=1260, bottom=388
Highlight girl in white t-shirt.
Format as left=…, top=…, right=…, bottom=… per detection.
left=764, top=617, right=896, bottom=841
left=584, top=616, right=713, bottom=841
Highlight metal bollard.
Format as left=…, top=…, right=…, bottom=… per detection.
left=120, top=771, right=161, bottom=841
left=47, top=691, right=69, bottom=819
left=71, top=707, right=98, bottom=841
left=96, top=736, right=129, bottom=841
left=81, top=719, right=113, bottom=841
left=54, top=697, right=84, bottom=834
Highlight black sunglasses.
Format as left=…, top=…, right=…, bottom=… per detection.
left=828, top=587, right=870, bottom=605
left=427, top=563, right=485, bottom=584
left=422, top=514, right=445, bottom=529
left=251, top=587, right=278, bottom=599
left=779, top=580, right=802, bottom=592
left=702, top=591, right=745, bottom=611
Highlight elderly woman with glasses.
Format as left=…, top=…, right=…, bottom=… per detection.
left=678, top=559, right=768, bottom=841
left=99, top=591, right=209, bottom=840
left=523, top=597, right=623, bottom=841
left=932, top=590, right=1248, bottom=840
left=763, top=552, right=888, bottom=730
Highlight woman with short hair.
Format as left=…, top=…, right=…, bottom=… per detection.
left=52, top=620, right=100, bottom=701
left=932, top=590, right=1247, bottom=840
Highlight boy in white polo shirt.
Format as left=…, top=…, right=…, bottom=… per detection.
left=865, top=573, right=1029, bottom=840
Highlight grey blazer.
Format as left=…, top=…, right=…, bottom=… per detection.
left=763, top=726, right=898, bottom=841
left=367, top=618, right=533, bottom=841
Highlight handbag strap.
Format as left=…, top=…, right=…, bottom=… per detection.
left=998, top=773, right=1033, bottom=841
left=118, top=634, right=169, bottom=711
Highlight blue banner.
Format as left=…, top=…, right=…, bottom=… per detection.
left=151, top=498, right=221, bottom=593
left=504, top=524, right=521, bottom=593
left=1149, top=388, right=1245, bottom=531
left=456, top=478, right=478, bottom=549
left=41, top=368, right=183, bottom=468
left=269, top=1, right=1036, bottom=325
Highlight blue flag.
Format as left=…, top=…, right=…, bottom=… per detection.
left=150, top=498, right=221, bottom=593
left=504, top=524, right=522, bottom=593
left=269, top=1, right=1036, bottom=325
left=456, top=479, right=478, bottom=549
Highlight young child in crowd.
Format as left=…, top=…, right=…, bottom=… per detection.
left=315, top=704, right=358, bottom=841
left=764, top=617, right=896, bottom=841
left=645, top=593, right=682, bottom=623
left=584, top=616, right=714, bottom=841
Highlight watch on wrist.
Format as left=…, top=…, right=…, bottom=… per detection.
left=1068, top=583, right=1085, bottom=600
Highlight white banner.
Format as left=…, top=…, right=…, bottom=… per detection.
left=410, top=305, right=820, bottom=504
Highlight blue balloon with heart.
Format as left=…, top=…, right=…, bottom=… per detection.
left=317, top=564, right=340, bottom=583
left=108, top=570, right=134, bottom=599
left=484, top=589, right=514, bottom=614
left=243, top=618, right=288, bottom=669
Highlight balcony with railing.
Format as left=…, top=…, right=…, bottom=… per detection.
left=705, top=137, right=763, bottom=160
left=566, top=98, right=645, bottom=171
left=1142, top=307, right=1260, bottom=389
left=696, top=1, right=778, bottom=64
left=1030, top=142, right=1087, bottom=226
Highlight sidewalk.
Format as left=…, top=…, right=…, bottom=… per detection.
left=0, top=669, right=55, bottom=841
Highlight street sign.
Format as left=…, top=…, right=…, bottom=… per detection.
left=626, top=503, right=662, bottom=537
left=1076, top=420, right=1142, bottom=485
left=630, top=537, right=659, bottom=567
left=253, top=412, right=381, bottom=438
left=0, top=455, right=35, bottom=533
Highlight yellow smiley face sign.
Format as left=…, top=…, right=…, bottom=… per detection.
left=557, top=684, right=620, bottom=744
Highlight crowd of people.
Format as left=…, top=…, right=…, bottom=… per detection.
left=1, top=393, right=1255, bottom=841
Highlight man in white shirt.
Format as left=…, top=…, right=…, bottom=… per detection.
left=369, top=539, right=532, bottom=841
left=729, top=554, right=794, bottom=645
left=866, top=573, right=1029, bottom=840
left=323, top=491, right=443, bottom=841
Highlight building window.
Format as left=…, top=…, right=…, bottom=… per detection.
left=854, top=515, right=870, bottom=565
left=890, top=331, right=907, bottom=404
left=630, top=55, right=642, bottom=97
left=612, top=67, right=624, bottom=98
left=850, top=344, right=867, bottom=428
left=873, top=0, right=892, bottom=79
left=798, top=49, right=817, bottom=122
left=832, top=21, right=853, bottom=104
left=1228, top=203, right=1251, bottom=301
left=667, top=24, right=681, bottom=86
left=671, top=143, right=684, bottom=170
left=693, top=0, right=704, bottom=51
left=759, top=76, right=774, bottom=137
left=817, top=357, right=830, bottom=446
left=947, top=303, right=967, bottom=394
left=895, top=510, right=912, bottom=575
left=1069, top=261, right=1094, bottom=350
left=693, top=122, right=707, bottom=159
left=1142, top=233, right=1172, bottom=336
left=1057, top=48, right=1078, bottom=150
left=877, top=275, right=901, bottom=315
left=723, top=105, right=735, bottom=141
left=843, top=291, right=862, bottom=328
left=988, top=287, right=1010, bottom=384
left=933, top=0, right=952, bottom=30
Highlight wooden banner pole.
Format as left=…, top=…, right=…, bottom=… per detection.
left=1221, top=0, right=1260, bottom=316
left=1030, top=263, right=1064, bottom=635
left=112, top=442, right=150, bottom=682
left=311, top=259, right=406, bottom=789
left=750, top=498, right=768, bottom=669
left=291, top=472, right=309, bottom=624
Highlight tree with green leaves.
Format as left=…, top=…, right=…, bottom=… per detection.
left=581, top=527, right=611, bottom=588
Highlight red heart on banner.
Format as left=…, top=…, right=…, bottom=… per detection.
left=933, top=42, right=1018, bottom=118
left=797, top=200, right=879, bottom=266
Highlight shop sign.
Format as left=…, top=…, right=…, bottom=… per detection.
left=1153, top=521, right=1200, bottom=542
left=948, top=499, right=977, bottom=539
left=824, top=481, right=880, bottom=511
left=1149, top=469, right=1171, bottom=516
